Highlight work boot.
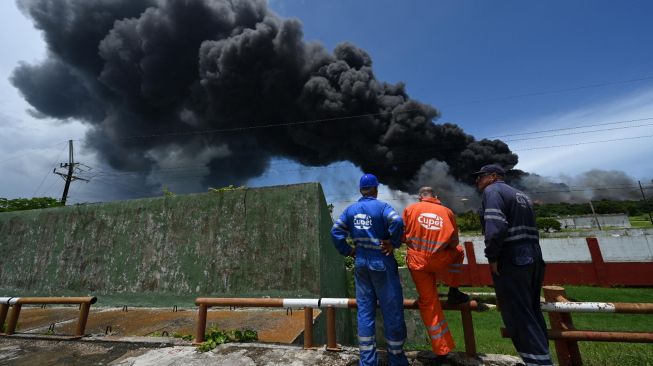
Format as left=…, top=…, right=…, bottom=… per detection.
left=446, top=288, right=470, bottom=305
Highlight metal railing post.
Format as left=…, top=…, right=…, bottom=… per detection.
left=195, top=304, right=208, bottom=344
left=0, top=304, right=8, bottom=333
left=543, top=286, right=582, bottom=366
left=303, top=306, right=313, bottom=349
left=75, top=302, right=91, bottom=336
left=6, top=304, right=22, bottom=335
left=326, top=305, right=340, bottom=351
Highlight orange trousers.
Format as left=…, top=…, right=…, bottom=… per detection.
left=407, top=245, right=464, bottom=355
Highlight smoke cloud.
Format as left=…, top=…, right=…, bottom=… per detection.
left=12, top=0, right=517, bottom=194
left=12, top=0, right=648, bottom=206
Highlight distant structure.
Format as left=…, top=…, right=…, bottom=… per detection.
left=557, top=214, right=631, bottom=230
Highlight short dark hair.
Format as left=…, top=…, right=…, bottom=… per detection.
left=360, top=186, right=376, bottom=196
left=418, top=186, right=435, bottom=198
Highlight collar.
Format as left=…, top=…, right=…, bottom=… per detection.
left=420, top=197, right=441, bottom=205
left=359, top=196, right=377, bottom=202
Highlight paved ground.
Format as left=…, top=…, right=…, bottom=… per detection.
left=0, top=337, right=523, bottom=366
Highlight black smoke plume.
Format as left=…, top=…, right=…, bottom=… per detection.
left=12, top=0, right=518, bottom=194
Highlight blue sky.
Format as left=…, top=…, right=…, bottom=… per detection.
left=0, top=0, right=652, bottom=208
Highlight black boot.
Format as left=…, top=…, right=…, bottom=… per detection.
left=446, top=288, right=470, bottom=305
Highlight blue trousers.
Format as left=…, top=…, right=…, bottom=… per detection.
left=355, top=256, right=409, bottom=366
left=493, top=244, right=553, bottom=366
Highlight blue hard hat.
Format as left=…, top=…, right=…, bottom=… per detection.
left=359, top=173, right=379, bottom=188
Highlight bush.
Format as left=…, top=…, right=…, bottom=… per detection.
left=536, top=217, right=561, bottom=232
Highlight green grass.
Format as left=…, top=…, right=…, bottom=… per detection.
left=406, top=286, right=653, bottom=366
left=629, top=215, right=653, bottom=228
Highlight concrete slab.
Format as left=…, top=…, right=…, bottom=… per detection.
left=0, top=337, right=525, bottom=366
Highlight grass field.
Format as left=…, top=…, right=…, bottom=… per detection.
left=405, top=286, right=653, bottom=365
left=630, top=215, right=653, bottom=228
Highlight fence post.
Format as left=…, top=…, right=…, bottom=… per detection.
left=460, top=302, right=477, bottom=356
left=303, top=306, right=313, bottom=349
left=586, top=237, right=608, bottom=287
left=464, top=241, right=480, bottom=286
left=543, top=286, right=582, bottom=366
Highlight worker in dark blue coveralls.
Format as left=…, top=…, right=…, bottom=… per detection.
left=331, top=173, right=409, bottom=366
left=474, top=164, right=553, bottom=366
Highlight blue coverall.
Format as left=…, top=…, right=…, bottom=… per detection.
left=331, top=196, right=409, bottom=366
left=480, top=180, right=553, bottom=366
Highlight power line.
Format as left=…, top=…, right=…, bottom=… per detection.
left=441, top=75, right=653, bottom=107
left=32, top=143, right=68, bottom=197
left=0, top=140, right=69, bottom=165
left=515, top=133, right=653, bottom=151
left=488, top=117, right=653, bottom=139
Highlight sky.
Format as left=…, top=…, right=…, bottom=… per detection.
left=0, top=0, right=652, bottom=213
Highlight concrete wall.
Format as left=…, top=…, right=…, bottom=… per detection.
left=0, top=183, right=347, bottom=298
left=460, top=235, right=653, bottom=263
left=558, top=214, right=631, bottom=229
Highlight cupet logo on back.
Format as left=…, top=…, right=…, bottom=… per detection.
left=418, top=213, right=443, bottom=230
left=353, top=214, right=373, bottom=230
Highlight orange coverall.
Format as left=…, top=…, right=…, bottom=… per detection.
left=402, top=197, right=464, bottom=355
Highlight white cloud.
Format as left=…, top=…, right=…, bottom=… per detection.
left=508, top=87, right=653, bottom=180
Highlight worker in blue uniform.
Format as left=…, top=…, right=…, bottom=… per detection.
left=474, top=164, right=553, bottom=366
left=331, top=173, right=409, bottom=366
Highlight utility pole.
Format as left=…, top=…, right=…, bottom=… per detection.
left=588, top=200, right=602, bottom=230
left=638, top=180, right=653, bottom=225
left=53, top=140, right=88, bottom=205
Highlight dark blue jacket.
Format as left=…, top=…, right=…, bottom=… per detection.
left=480, top=180, right=540, bottom=261
left=331, top=196, right=403, bottom=257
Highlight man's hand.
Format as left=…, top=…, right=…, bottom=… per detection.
left=490, top=261, right=500, bottom=276
left=380, top=239, right=394, bottom=256
left=348, top=247, right=356, bottom=258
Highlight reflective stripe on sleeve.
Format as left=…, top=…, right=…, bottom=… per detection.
left=484, top=215, right=507, bottom=223
left=484, top=208, right=505, bottom=215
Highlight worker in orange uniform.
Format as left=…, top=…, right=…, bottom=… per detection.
left=402, top=186, right=469, bottom=360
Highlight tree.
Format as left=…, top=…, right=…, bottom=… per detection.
left=536, top=217, right=562, bottom=232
